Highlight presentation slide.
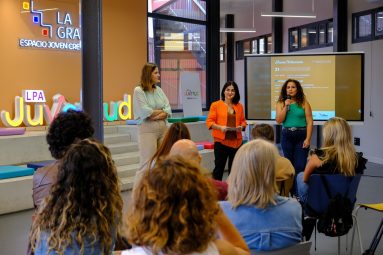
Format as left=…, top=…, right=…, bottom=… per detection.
left=245, top=53, right=363, bottom=121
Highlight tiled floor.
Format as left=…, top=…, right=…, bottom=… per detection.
left=0, top=163, right=382, bottom=254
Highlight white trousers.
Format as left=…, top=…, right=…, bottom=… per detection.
left=138, top=120, right=167, bottom=167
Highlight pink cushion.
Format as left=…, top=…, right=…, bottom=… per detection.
left=196, top=141, right=214, bottom=149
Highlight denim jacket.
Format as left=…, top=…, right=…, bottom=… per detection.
left=220, top=196, right=302, bottom=251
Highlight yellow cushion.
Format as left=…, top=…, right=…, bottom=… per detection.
left=358, top=203, right=383, bottom=212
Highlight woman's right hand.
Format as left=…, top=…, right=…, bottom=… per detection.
left=284, top=98, right=291, bottom=109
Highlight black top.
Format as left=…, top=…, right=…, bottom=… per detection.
left=312, top=149, right=367, bottom=175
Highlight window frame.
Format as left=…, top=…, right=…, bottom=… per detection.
left=288, top=19, right=333, bottom=52
left=352, top=7, right=383, bottom=44
left=235, top=34, right=272, bottom=60
left=147, top=3, right=208, bottom=112
left=220, top=44, right=225, bottom=62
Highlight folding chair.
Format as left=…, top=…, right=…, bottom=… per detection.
left=250, top=241, right=312, bottom=255
left=350, top=203, right=383, bottom=255
left=303, top=174, right=362, bottom=255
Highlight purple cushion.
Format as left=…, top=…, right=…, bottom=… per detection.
left=0, top=127, right=25, bottom=136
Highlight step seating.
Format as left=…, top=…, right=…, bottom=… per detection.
left=0, top=165, right=34, bottom=179
left=0, top=122, right=215, bottom=214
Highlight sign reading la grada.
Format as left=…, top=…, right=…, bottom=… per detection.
left=19, top=1, right=81, bottom=51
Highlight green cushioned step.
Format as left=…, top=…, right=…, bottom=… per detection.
left=0, top=165, right=34, bottom=179
left=168, top=116, right=201, bottom=123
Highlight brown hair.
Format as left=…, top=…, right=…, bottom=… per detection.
left=251, top=123, right=274, bottom=142
left=278, top=79, right=305, bottom=107
left=126, top=156, right=219, bottom=255
left=147, top=122, right=191, bottom=168
left=30, top=139, right=123, bottom=255
left=140, top=62, right=158, bottom=91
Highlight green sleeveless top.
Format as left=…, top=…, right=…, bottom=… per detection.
left=283, top=103, right=306, bottom=128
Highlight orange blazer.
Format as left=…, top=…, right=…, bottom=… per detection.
left=206, top=100, right=247, bottom=141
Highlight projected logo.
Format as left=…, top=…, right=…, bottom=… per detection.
left=19, top=0, right=81, bottom=51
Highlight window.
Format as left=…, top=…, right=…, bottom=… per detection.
left=235, top=34, right=272, bottom=60
left=319, top=23, right=326, bottom=44
left=251, top=40, right=258, bottom=54
left=288, top=19, right=333, bottom=52
left=353, top=7, right=383, bottom=43
left=220, top=45, right=225, bottom=62
left=376, top=10, right=383, bottom=37
left=289, top=29, right=299, bottom=51
left=148, top=0, right=207, bottom=110
left=267, top=35, right=272, bottom=53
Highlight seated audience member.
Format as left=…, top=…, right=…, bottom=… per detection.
left=147, top=122, right=191, bottom=168
left=221, top=139, right=302, bottom=251
left=297, top=117, right=367, bottom=203
left=32, top=110, right=94, bottom=210
left=30, top=139, right=123, bottom=255
left=251, top=124, right=295, bottom=196
left=134, top=122, right=191, bottom=187
left=169, top=139, right=228, bottom=200
left=123, top=156, right=250, bottom=255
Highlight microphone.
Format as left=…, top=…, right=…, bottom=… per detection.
left=286, top=95, right=291, bottom=111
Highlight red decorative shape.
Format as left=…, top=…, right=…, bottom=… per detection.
left=42, top=29, right=49, bottom=36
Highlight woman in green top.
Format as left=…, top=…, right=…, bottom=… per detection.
left=133, top=63, right=172, bottom=167
left=276, top=79, right=313, bottom=196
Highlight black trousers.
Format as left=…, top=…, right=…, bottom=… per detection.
left=212, top=142, right=239, bottom=180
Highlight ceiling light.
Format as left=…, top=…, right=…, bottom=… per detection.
left=261, top=12, right=316, bottom=18
left=261, top=0, right=316, bottom=18
left=220, top=0, right=256, bottom=33
left=220, top=28, right=256, bottom=33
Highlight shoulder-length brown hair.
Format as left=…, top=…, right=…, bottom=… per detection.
left=147, top=122, right=191, bottom=167
left=278, top=79, right=306, bottom=107
left=126, top=156, right=219, bottom=255
left=140, top=62, right=158, bottom=91
left=30, top=139, right=123, bottom=255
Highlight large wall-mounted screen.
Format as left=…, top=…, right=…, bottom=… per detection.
left=245, top=53, right=364, bottom=121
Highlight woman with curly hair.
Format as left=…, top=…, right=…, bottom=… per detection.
left=30, top=139, right=123, bottom=255
left=276, top=79, right=313, bottom=195
left=122, top=156, right=250, bottom=255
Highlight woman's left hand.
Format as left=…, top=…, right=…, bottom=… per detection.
left=302, top=139, right=310, bottom=149
left=236, top=126, right=243, bottom=132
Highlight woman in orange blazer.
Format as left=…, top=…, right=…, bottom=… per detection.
left=206, top=81, right=247, bottom=180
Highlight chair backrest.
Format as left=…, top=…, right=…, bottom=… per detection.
left=304, top=174, right=361, bottom=216
left=251, top=241, right=312, bottom=255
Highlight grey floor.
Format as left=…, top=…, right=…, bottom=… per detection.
left=0, top=163, right=382, bottom=255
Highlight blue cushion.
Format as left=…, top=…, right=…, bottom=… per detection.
left=27, top=160, right=56, bottom=170
left=0, top=166, right=34, bottom=179
left=126, top=119, right=138, bottom=125
left=196, top=144, right=204, bottom=151
left=197, top=115, right=207, bottom=121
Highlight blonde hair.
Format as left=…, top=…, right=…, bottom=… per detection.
left=125, top=156, right=219, bottom=255
left=320, top=117, right=357, bottom=176
left=140, top=62, right=158, bottom=91
left=228, top=139, right=278, bottom=209
left=30, top=139, right=123, bottom=255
